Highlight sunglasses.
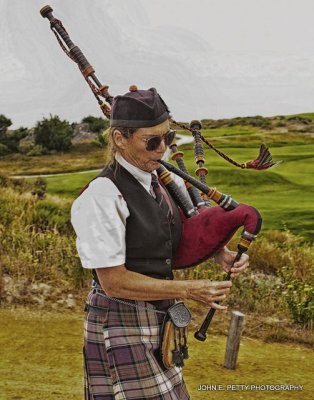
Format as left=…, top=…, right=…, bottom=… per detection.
left=142, top=130, right=176, bottom=151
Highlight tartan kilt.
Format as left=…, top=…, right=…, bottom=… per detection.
left=84, top=288, right=190, bottom=400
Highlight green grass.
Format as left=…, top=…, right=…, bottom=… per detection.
left=0, top=142, right=107, bottom=176
left=285, top=112, right=314, bottom=121
left=38, top=138, right=314, bottom=240
left=1, top=123, right=313, bottom=239
left=199, top=126, right=261, bottom=137
left=0, top=308, right=313, bottom=400
left=0, top=308, right=83, bottom=400
left=29, top=171, right=100, bottom=199
left=186, top=334, right=313, bottom=400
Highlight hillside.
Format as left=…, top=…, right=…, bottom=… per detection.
left=1, top=112, right=313, bottom=400
left=1, top=112, right=313, bottom=239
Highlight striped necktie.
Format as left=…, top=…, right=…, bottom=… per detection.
left=151, top=174, right=172, bottom=222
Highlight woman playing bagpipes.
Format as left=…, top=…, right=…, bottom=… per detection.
left=71, top=87, right=249, bottom=400
left=40, top=5, right=275, bottom=398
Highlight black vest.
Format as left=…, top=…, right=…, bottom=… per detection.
left=89, top=162, right=182, bottom=280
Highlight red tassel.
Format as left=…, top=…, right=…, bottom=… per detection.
left=243, top=144, right=282, bottom=170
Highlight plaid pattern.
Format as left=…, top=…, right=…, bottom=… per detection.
left=84, top=289, right=190, bottom=400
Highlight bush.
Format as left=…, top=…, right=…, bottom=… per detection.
left=18, top=141, right=33, bottom=154
left=31, top=177, right=47, bottom=200
left=0, top=175, right=10, bottom=187
left=281, top=266, right=314, bottom=326
left=81, top=115, right=109, bottom=133
left=176, top=230, right=314, bottom=326
left=0, top=143, right=9, bottom=156
left=0, top=185, right=85, bottom=289
left=27, top=144, right=48, bottom=156
left=242, top=230, right=314, bottom=325
left=34, top=115, right=73, bottom=151
left=81, top=116, right=109, bottom=148
left=0, top=116, right=28, bottom=153
left=0, top=175, right=32, bottom=193
left=32, top=199, right=72, bottom=234
left=0, top=114, right=12, bottom=137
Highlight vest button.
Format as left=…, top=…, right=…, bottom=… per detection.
left=165, top=258, right=171, bottom=265
left=166, top=240, right=172, bottom=248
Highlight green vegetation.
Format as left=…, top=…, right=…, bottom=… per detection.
left=0, top=309, right=82, bottom=400
left=0, top=179, right=87, bottom=289
left=34, top=115, right=73, bottom=152
left=20, top=130, right=313, bottom=241
left=186, top=333, right=313, bottom=400
left=1, top=174, right=313, bottom=334
left=81, top=115, right=109, bottom=147
left=0, top=112, right=313, bottom=399
left=0, top=308, right=313, bottom=400
left=0, top=142, right=106, bottom=176
left=35, top=170, right=98, bottom=198
left=286, top=112, right=314, bottom=121
left=0, top=113, right=313, bottom=330
left=81, top=115, right=109, bottom=133
left=0, top=114, right=29, bottom=155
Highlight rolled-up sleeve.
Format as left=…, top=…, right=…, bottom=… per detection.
left=71, top=177, right=130, bottom=269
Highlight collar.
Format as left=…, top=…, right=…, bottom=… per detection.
left=115, top=153, right=156, bottom=192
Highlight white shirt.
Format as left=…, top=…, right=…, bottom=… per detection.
left=71, top=153, right=188, bottom=269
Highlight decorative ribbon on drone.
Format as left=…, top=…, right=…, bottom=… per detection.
left=170, top=119, right=282, bottom=171
left=40, top=5, right=270, bottom=341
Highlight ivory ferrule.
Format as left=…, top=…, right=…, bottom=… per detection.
left=195, top=166, right=208, bottom=176
left=171, top=151, right=184, bottom=160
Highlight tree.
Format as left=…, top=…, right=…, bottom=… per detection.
left=81, top=115, right=109, bottom=133
left=0, top=115, right=29, bottom=155
left=81, top=115, right=109, bottom=147
left=0, top=114, right=12, bottom=138
left=34, top=115, right=73, bottom=151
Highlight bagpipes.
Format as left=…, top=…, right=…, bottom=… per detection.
left=40, top=5, right=281, bottom=342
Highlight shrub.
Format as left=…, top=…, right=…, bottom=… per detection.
left=27, top=144, right=48, bottom=156
left=32, top=199, right=72, bottom=234
left=34, top=115, right=73, bottom=151
left=176, top=230, right=313, bottom=326
left=0, top=175, right=32, bottom=192
left=31, top=177, right=47, bottom=200
left=241, top=230, right=313, bottom=325
left=7, top=127, right=29, bottom=152
left=18, top=140, right=34, bottom=154
left=81, top=116, right=109, bottom=148
left=81, top=115, right=109, bottom=133
left=0, top=114, right=12, bottom=137
left=0, top=117, right=29, bottom=153
left=281, top=266, right=314, bottom=326
left=0, top=143, right=9, bottom=156
left=0, top=175, right=10, bottom=187
left=0, top=186, right=84, bottom=288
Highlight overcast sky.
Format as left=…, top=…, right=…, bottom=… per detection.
left=1, top=0, right=314, bottom=127
left=148, top=0, right=314, bottom=54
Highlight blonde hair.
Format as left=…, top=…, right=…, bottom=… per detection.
left=106, top=126, right=138, bottom=165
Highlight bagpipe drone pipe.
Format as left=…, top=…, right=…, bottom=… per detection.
left=40, top=5, right=281, bottom=341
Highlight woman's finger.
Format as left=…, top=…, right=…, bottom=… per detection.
left=209, top=302, right=228, bottom=310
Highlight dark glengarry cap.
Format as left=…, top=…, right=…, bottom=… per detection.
left=110, top=87, right=170, bottom=128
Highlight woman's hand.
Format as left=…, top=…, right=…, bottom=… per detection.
left=214, top=246, right=249, bottom=278
left=187, top=279, right=232, bottom=309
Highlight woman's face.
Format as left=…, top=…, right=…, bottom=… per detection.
left=115, top=120, right=170, bottom=172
